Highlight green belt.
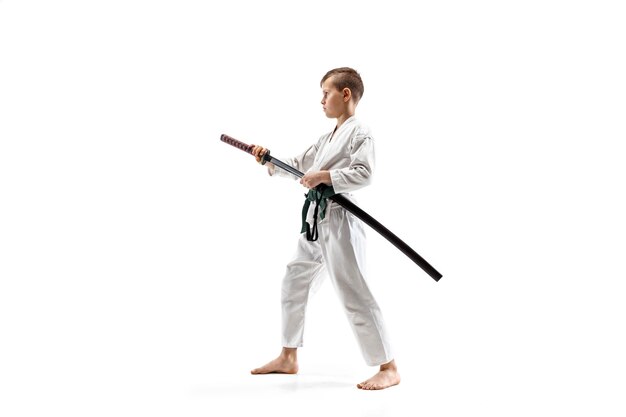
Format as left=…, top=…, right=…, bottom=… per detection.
left=301, top=185, right=336, bottom=241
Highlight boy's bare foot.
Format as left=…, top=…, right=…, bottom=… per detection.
left=357, top=360, right=400, bottom=390
left=251, top=348, right=298, bottom=375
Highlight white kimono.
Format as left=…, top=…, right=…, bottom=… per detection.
left=270, top=116, right=393, bottom=366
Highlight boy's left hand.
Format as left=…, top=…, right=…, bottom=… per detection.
left=300, top=171, right=331, bottom=189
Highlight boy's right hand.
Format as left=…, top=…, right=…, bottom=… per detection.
left=251, top=145, right=268, bottom=164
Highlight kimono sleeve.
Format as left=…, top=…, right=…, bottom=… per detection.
left=329, top=133, right=375, bottom=193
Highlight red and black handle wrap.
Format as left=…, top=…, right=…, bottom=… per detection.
left=220, top=134, right=270, bottom=164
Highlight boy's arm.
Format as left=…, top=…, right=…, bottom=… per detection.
left=269, top=142, right=319, bottom=179
left=300, top=170, right=331, bottom=188
left=328, top=134, right=375, bottom=193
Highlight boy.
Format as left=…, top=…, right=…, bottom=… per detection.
left=250, top=67, right=400, bottom=390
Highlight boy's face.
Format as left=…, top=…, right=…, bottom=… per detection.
left=321, top=77, right=347, bottom=119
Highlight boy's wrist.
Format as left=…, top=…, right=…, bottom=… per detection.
left=316, top=170, right=332, bottom=186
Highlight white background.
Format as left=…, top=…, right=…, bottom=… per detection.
left=1, top=1, right=625, bottom=416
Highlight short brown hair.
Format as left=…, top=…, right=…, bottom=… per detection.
left=320, top=67, right=364, bottom=103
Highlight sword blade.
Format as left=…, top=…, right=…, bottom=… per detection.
left=265, top=155, right=305, bottom=178
left=330, top=194, right=443, bottom=281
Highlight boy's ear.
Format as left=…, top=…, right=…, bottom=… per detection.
left=342, top=88, right=352, bottom=102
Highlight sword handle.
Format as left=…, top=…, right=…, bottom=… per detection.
left=221, top=134, right=271, bottom=164
left=220, top=134, right=254, bottom=154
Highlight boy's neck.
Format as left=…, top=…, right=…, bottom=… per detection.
left=336, top=110, right=355, bottom=129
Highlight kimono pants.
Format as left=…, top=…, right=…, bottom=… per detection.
left=281, top=204, right=393, bottom=366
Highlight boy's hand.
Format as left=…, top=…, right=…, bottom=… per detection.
left=251, top=145, right=268, bottom=164
left=300, top=171, right=331, bottom=189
